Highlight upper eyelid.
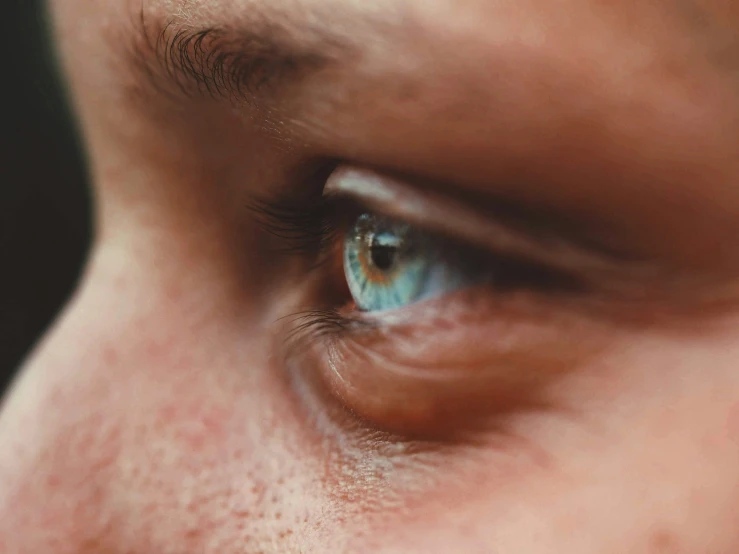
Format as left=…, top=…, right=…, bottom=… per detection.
left=248, top=163, right=655, bottom=286
left=325, top=166, right=656, bottom=284
left=251, top=164, right=739, bottom=318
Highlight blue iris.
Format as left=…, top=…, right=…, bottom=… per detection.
left=344, top=213, right=475, bottom=312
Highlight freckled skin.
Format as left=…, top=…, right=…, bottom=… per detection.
left=2, top=0, right=739, bottom=553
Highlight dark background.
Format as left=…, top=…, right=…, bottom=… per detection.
left=1, top=0, right=91, bottom=395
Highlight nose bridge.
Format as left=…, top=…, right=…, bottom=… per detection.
left=0, top=242, right=337, bottom=552
left=0, top=305, right=299, bottom=553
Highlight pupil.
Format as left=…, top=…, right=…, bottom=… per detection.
left=370, top=243, right=397, bottom=271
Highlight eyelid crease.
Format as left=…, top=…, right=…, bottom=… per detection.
left=325, top=166, right=674, bottom=295
left=252, top=163, right=739, bottom=317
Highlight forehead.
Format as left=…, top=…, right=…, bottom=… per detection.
left=117, top=0, right=738, bottom=204
left=153, top=0, right=737, bottom=49
left=122, top=0, right=737, bottom=196
left=139, top=0, right=737, bottom=111
left=44, top=0, right=739, bottom=279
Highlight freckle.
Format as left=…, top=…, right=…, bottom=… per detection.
left=431, top=317, right=455, bottom=332
left=103, top=346, right=118, bottom=365
left=650, top=529, right=680, bottom=552
left=164, top=280, right=184, bottom=303
left=727, top=403, right=739, bottom=447
left=113, top=274, right=127, bottom=291
left=251, top=482, right=267, bottom=501
left=201, top=409, right=227, bottom=433
left=275, top=512, right=282, bottom=520
left=146, top=337, right=175, bottom=359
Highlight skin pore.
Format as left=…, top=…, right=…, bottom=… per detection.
left=2, top=0, right=739, bottom=552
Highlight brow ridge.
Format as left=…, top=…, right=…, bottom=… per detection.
left=130, top=9, right=343, bottom=104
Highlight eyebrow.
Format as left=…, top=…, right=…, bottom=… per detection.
left=129, top=9, right=348, bottom=104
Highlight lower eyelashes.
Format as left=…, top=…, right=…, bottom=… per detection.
left=284, top=284, right=608, bottom=438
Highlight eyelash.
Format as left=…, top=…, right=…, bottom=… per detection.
left=249, top=187, right=407, bottom=351
left=249, top=191, right=347, bottom=259
left=247, top=176, right=371, bottom=344
left=249, top=181, right=591, bottom=351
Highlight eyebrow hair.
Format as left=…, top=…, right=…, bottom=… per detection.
left=129, top=9, right=345, bottom=104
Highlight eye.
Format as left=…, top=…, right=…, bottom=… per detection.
left=344, top=213, right=481, bottom=312
left=256, top=165, right=713, bottom=438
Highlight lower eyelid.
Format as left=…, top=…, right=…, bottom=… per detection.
left=286, top=287, right=610, bottom=437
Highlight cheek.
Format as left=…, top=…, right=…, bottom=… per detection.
left=4, top=241, right=739, bottom=554
left=727, top=403, right=739, bottom=448
left=345, top=427, right=739, bottom=554
left=339, top=339, right=739, bottom=553
left=0, top=258, right=345, bottom=553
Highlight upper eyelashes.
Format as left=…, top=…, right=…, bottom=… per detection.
left=247, top=167, right=592, bottom=313
left=250, top=163, right=723, bottom=326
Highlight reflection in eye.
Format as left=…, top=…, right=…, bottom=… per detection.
left=344, top=213, right=481, bottom=312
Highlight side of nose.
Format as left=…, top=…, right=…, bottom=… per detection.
left=0, top=315, right=126, bottom=554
